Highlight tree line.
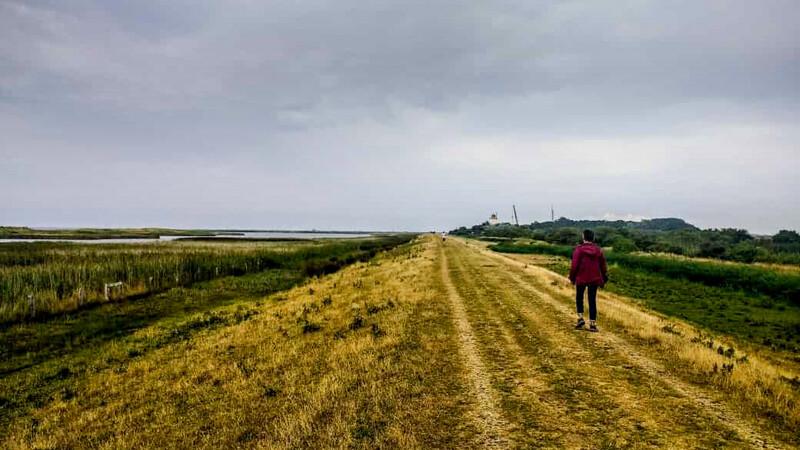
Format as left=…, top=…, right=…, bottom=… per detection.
left=451, top=218, right=800, bottom=265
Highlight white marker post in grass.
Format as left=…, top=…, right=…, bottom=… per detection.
left=104, top=282, right=123, bottom=301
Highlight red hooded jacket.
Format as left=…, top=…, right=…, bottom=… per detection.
left=569, top=242, right=608, bottom=287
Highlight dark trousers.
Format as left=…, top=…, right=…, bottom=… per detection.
left=576, top=284, right=598, bottom=321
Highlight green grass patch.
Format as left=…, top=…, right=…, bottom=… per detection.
left=490, top=242, right=800, bottom=304
left=491, top=244, right=800, bottom=353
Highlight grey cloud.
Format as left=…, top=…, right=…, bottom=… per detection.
left=1, top=0, right=798, bottom=233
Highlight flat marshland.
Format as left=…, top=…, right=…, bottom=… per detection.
left=0, top=237, right=404, bottom=321
left=1, top=235, right=799, bottom=448
left=0, top=226, right=218, bottom=240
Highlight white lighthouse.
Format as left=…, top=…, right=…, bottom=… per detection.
left=489, top=212, right=499, bottom=226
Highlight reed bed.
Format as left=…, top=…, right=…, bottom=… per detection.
left=0, top=236, right=413, bottom=323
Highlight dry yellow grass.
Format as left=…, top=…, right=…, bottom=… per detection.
left=475, top=239, right=800, bottom=444
left=2, top=236, right=481, bottom=448
left=3, top=235, right=798, bottom=448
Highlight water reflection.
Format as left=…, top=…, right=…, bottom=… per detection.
left=0, top=231, right=372, bottom=244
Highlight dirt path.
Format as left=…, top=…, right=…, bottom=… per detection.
left=439, top=242, right=510, bottom=447
left=502, top=269, right=778, bottom=450
left=439, top=238, right=788, bottom=449
left=4, top=236, right=792, bottom=449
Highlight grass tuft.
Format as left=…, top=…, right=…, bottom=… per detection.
left=301, top=320, right=322, bottom=334
left=349, top=315, right=364, bottom=331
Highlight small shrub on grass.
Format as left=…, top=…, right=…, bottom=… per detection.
left=262, top=386, right=279, bottom=397
left=366, top=300, right=395, bottom=315
left=351, top=417, right=386, bottom=442
left=237, top=430, right=258, bottom=443
left=60, top=388, right=74, bottom=401
left=234, top=359, right=254, bottom=378
left=349, top=315, right=364, bottom=331
left=301, top=320, right=321, bottom=334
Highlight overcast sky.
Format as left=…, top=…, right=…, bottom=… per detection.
left=2, top=1, right=798, bottom=233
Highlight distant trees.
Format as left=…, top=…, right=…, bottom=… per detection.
left=769, top=230, right=800, bottom=262
left=726, top=242, right=759, bottom=263
left=522, top=217, right=696, bottom=232
left=549, top=228, right=582, bottom=245
left=610, top=237, right=638, bottom=253
left=636, top=218, right=699, bottom=231
left=450, top=219, right=800, bottom=265
left=699, top=241, right=728, bottom=259
left=774, top=230, right=800, bottom=244
left=717, top=228, right=753, bottom=244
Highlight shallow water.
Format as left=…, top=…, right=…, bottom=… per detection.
left=0, top=231, right=372, bottom=244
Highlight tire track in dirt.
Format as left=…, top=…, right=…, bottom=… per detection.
left=445, top=244, right=596, bottom=447
left=438, top=242, right=510, bottom=448
left=478, top=266, right=750, bottom=447
left=476, top=243, right=785, bottom=449
left=452, top=242, right=738, bottom=448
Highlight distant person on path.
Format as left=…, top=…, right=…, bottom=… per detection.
left=569, top=229, right=608, bottom=332
left=442, top=231, right=447, bottom=242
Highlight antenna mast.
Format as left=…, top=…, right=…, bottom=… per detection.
left=512, top=205, right=519, bottom=226
left=551, top=204, right=555, bottom=222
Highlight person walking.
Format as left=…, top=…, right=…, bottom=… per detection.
left=569, top=229, right=608, bottom=332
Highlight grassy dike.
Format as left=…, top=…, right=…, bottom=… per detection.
left=461, top=238, right=800, bottom=446
left=1, top=235, right=481, bottom=448
left=0, top=237, right=414, bottom=437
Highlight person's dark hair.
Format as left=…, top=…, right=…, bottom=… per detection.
left=582, top=229, right=594, bottom=242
